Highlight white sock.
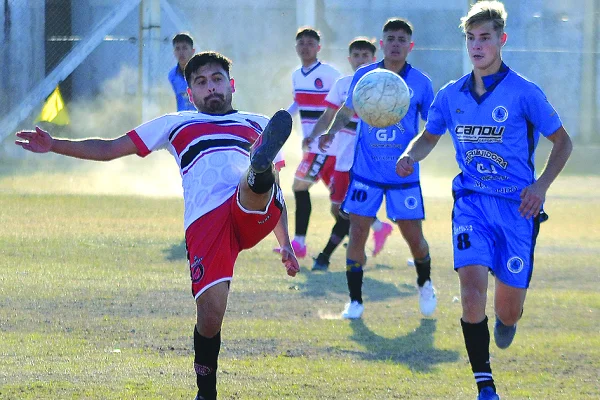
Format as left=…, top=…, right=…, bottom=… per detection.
left=293, top=236, right=306, bottom=246
left=371, top=219, right=383, bottom=232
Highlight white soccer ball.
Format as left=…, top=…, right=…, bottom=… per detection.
left=352, top=69, right=411, bottom=128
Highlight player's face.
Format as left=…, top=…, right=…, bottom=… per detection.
left=173, top=42, right=194, bottom=68
left=380, top=30, right=414, bottom=63
left=187, top=63, right=234, bottom=114
left=348, top=49, right=375, bottom=71
left=466, top=21, right=507, bottom=74
left=295, top=36, right=320, bottom=64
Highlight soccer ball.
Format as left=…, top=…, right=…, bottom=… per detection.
left=352, top=69, right=411, bottom=128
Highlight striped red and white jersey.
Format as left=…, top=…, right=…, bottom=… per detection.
left=291, top=61, right=341, bottom=154
left=127, top=110, right=285, bottom=230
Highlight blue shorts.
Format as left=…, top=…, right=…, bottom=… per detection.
left=452, top=192, right=542, bottom=289
left=342, top=176, right=425, bottom=221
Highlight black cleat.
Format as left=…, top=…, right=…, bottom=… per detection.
left=311, top=252, right=330, bottom=271
left=250, top=110, right=292, bottom=173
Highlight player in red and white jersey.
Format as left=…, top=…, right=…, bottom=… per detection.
left=282, top=27, right=342, bottom=258
left=304, top=38, right=394, bottom=271
left=15, top=51, right=299, bottom=400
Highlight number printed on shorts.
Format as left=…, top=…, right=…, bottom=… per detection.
left=456, top=233, right=471, bottom=250
left=350, top=189, right=367, bottom=202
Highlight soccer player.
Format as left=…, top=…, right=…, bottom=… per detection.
left=305, top=37, right=394, bottom=271
left=281, top=27, right=342, bottom=258
left=169, top=33, right=197, bottom=111
left=319, top=18, right=437, bottom=319
left=395, top=2, right=572, bottom=399
left=15, top=51, right=300, bottom=400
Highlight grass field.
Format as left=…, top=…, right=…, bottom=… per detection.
left=0, top=141, right=599, bottom=399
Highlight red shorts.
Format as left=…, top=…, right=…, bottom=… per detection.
left=185, top=186, right=284, bottom=299
left=329, top=170, right=350, bottom=204
left=294, top=152, right=336, bottom=185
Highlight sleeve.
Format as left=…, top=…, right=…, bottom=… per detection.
left=287, top=101, right=299, bottom=115
left=323, top=78, right=342, bottom=109
left=126, top=114, right=174, bottom=157
left=424, top=86, right=450, bottom=136
left=522, top=84, right=563, bottom=137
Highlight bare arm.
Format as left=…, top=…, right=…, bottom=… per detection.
left=396, top=130, right=442, bottom=177
left=15, top=126, right=138, bottom=161
left=303, top=107, right=337, bottom=149
left=272, top=201, right=300, bottom=277
left=519, top=126, right=573, bottom=218
left=318, top=105, right=353, bottom=152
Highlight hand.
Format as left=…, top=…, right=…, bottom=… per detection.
left=301, top=137, right=313, bottom=151
left=15, top=127, right=53, bottom=153
left=519, top=181, right=546, bottom=219
left=396, top=155, right=415, bottom=177
left=318, top=133, right=334, bottom=152
left=278, top=245, right=299, bottom=277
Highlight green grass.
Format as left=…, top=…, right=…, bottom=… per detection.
left=0, top=144, right=599, bottom=399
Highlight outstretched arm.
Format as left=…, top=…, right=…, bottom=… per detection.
left=272, top=201, right=300, bottom=277
left=302, top=107, right=337, bottom=150
left=318, top=105, right=353, bottom=152
left=15, top=126, right=138, bottom=161
left=519, top=126, right=572, bottom=219
left=396, top=130, right=442, bottom=177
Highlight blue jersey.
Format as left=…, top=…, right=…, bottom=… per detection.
left=168, top=65, right=196, bottom=111
left=345, top=61, right=433, bottom=185
left=426, top=64, right=562, bottom=201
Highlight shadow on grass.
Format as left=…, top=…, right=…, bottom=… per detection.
left=345, top=318, right=460, bottom=373
left=163, top=239, right=187, bottom=261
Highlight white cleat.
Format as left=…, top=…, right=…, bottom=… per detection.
left=418, top=280, right=437, bottom=317
left=341, top=301, right=364, bottom=319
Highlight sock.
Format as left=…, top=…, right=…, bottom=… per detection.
left=246, top=166, right=275, bottom=194
left=461, top=317, right=496, bottom=393
left=194, top=327, right=221, bottom=400
left=346, top=259, right=364, bottom=303
left=414, top=254, right=431, bottom=287
left=294, top=190, right=311, bottom=236
left=322, top=217, right=350, bottom=257
left=371, top=218, right=383, bottom=231
left=293, top=235, right=306, bottom=247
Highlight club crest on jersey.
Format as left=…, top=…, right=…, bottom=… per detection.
left=507, top=256, right=524, bottom=274
left=492, top=106, right=508, bottom=123
left=246, top=119, right=263, bottom=133
left=190, top=256, right=205, bottom=283
left=314, top=78, right=324, bottom=89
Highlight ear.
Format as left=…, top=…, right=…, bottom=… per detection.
left=379, top=39, right=384, bottom=49
left=230, top=78, right=236, bottom=93
left=500, top=32, right=508, bottom=46
left=187, top=88, right=193, bottom=102
left=409, top=42, right=415, bottom=51
left=317, top=44, right=321, bottom=53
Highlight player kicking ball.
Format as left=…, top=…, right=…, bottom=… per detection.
left=16, top=51, right=300, bottom=400
left=396, top=2, right=572, bottom=399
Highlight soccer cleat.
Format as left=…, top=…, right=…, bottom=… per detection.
left=372, top=221, right=393, bottom=256
left=418, top=280, right=437, bottom=317
left=311, top=252, right=330, bottom=271
left=494, top=316, right=517, bottom=349
left=290, top=239, right=307, bottom=259
left=341, top=301, right=364, bottom=319
left=250, top=109, right=292, bottom=173
left=477, top=386, right=500, bottom=400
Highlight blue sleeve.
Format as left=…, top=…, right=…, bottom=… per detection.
left=425, top=87, right=449, bottom=136
left=522, top=84, right=563, bottom=137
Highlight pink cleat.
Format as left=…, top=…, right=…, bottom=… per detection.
left=372, top=222, right=393, bottom=256
left=273, top=239, right=307, bottom=259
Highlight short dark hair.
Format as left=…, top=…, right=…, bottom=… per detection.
left=295, top=27, right=320, bottom=42
left=348, top=37, right=377, bottom=55
left=185, top=51, right=232, bottom=85
left=172, top=33, right=193, bottom=47
left=383, top=18, right=413, bottom=36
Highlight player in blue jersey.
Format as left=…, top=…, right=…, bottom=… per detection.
left=169, top=33, right=197, bottom=111
left=396, top=2, right=572, bottom=399
left=319, top=18, right=437, bottom=320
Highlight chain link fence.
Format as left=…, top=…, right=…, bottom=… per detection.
left=1, top=0, right=598, bottom=152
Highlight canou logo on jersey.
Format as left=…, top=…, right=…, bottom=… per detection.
left=455, top=124, right=505, bottom=143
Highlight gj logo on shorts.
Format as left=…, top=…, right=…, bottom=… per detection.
left=506, top=256, right=524, bottom=274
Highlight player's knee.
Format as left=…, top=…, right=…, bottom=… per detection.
left=496, top=308, right=522, bottom=326
left=460, top=290, right=487, bottom=320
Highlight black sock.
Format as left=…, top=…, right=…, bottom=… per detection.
left=323, top=217, right=350, bottom=257
left=346, top=259, right=363, bottom=303
left=194, top=327, right=221, bottom=400
left=246, top=166, right=275, bottom=194
left=461, top=317, right=495, bottom=393
left=414, top=254, right=431, bottom=287
left=294, top=190, right=311, bottom=236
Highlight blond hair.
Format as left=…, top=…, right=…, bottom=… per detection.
left=460, top=1, right=507, bottom=33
